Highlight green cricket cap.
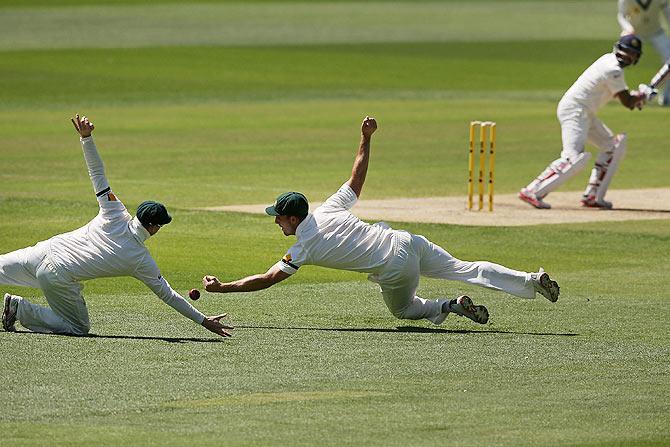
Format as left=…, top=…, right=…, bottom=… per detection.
left=265, top=192, right=309, bottom=218
left=136, top=200, right=172, bottom=226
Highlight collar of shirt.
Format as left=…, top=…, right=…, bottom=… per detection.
left=129, top=216, right=151, bottom=244
left=295, top=214, right=317, bottom=241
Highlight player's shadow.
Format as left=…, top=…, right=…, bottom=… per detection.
left=85, top=333, right=225, bottom=343
left=237, top=325, right=579, bottom=337
left=13, top=330, right=224, bottom=343
left=609, top=207, right=670, bottom=213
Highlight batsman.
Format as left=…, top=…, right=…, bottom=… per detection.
left=203, top=117, right=560, bottom=326
left=519, top=35, right=655, bottom=210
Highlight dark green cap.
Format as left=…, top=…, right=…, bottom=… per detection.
left=136, top=200, right=172, bottom=226
left=265, top=192, right=309, bottom=218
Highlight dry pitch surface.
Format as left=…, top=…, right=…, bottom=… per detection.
left=202, top=188, right=670, bottom=226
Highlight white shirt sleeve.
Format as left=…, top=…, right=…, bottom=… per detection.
left=80, top=136, right=111, bottom=197
left=96, top=190, right=128, bottom=220
left=605, top=67, right=628, bottom=96
left=80, top=136, right=130, bottom=220
left=320, top=183, right=358, bottom=211
left=133, top=255, right=206, bottom=324
left=274, top=243, right=307, bottom=275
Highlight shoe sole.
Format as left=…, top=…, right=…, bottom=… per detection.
left=580, top=201, right=613, bottom=210
left=518, top=192, right=551, bottom=209
left=457, top=295, right=489, bottom=324
left=538, top=274, right=560, bottom=303
left=2, top=293, right=16, bottom=332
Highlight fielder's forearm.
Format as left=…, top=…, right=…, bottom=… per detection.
left=80, top=136, right=110, bottom=196
left=218, top=274, right=275, bottom=293
left=347, top=135, right=371, bottom=197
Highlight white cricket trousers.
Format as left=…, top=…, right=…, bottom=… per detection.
left=557, top=101, right=615, bottom=160
left=370, top=231, right=536, bottom=325
left=0, top=241, right=90, bottom=335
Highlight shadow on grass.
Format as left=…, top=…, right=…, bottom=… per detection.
left=12, top=330, right=224, bottom=343
left=237, top=325, right=579, bottom=337
left=597, top=207, right=670, bottom=213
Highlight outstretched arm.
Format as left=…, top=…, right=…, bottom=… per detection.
left=203, top=264, right=291, bottom=293
left=346, top=116, right=377, bottom=198
left=71, top=114, right=112, bottom=199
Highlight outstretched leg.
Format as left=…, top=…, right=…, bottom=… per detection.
left=416, top=235, right=558, bottom=301
left=0, top=243, right=46, bottom=289
left=9, top=259, right=90, bottom=335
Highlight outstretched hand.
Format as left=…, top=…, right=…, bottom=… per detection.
left=361, top=116, right=377, bottom=139
left=71, top=114, right=95, bottom=138
left=203, top=275, right=223, bottom=292
left=202, top=313, right=234, bottom=338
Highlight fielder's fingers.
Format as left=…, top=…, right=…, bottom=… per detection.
left=220, top=330, right=232, bottom=337
left=213, top=313, right=228, bottom=321
left=71, top=118, right=80, bottom=132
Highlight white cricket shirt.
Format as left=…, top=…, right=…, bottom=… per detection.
left=559, top=53, right=628, bottom=113
left=275, top=183, right=395, bottom=275
left=49, top=137, right=205, bottom=324
left=618, top=0, right=670, bottom=37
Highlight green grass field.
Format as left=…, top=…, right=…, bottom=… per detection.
left=1, top=1, right=669, bottom=446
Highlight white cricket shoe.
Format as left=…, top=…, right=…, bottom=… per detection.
left=519, top=188, right=551, bottom=209
left=2, top=293, right=18, bottom=332
left=580, top=195, right=613, bottom=210
left=532, top=268, right=560, bottom=303
left=448, top=295, right=489, bottom=324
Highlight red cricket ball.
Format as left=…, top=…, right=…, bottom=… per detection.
left=188, top=288, right=200, bottom=300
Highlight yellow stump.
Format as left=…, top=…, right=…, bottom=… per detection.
left=466, top=121, right=496, bottom=212
left=468, top=122, right=476, bottom=210
left=488, top=123, right=496, bottom=212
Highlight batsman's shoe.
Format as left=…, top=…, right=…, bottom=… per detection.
left=519, top=188, right=551, bottom=209
left=450, top=295, right=489, bottom=324
left=532, top=268, right=560, bottom=303
left=2, top=293, right=18, bottom=332
left=580, top=195, right=613, bottom=210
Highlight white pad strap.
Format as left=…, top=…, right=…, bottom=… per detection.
left=533, top=152, right=591, bottom=198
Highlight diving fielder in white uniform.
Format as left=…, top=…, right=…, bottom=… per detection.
left=618, top=0, right=670, bottom=105
left=1, top=115, right=232, bottom=338
left=203, top=117, right=560, bottom=326
left=519, top=35, right=653, bottom=210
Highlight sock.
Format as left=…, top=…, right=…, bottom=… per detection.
left=441, top=298, right=458, bottom=313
